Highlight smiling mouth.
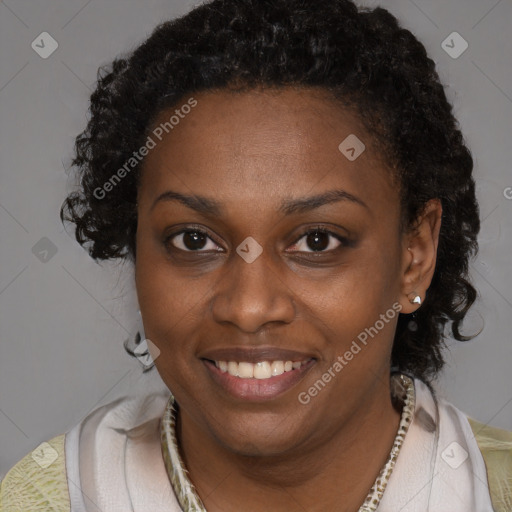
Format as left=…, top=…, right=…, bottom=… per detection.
left=202, top=357, right=316, bottom=400
left=207, top=359, right=313, bottom=379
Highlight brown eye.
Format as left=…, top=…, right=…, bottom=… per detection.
left=288, top=228, right=348, bottom=253
left=165, top=229, right=222, bottom=252
left=304, top=231, right=331, bottom=251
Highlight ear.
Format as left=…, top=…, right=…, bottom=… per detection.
left=398, top=199, right=442, bottom=314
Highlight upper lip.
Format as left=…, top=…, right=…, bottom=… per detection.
left=199, top=346, right=317, bottom=363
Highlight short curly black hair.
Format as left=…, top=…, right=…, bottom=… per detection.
left=61, top=0, right=480, bottom=382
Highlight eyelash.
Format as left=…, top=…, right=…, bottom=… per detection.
left=163, top=224, right=351, bottom=255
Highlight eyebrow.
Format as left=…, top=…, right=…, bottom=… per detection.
left=150, top=189, right=368, bottom=216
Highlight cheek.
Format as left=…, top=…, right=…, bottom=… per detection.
left=135, top=260, right=203, bottom=393
left=296, top=242, right=401, bottom=357
left=135, top=231, right=199, bottom=358
left=136, top=266, right=202, bottom=346
left=302, top=241, right=400, bottom=311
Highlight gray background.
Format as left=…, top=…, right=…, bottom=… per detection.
left=1, top=0, right=511, bottom=478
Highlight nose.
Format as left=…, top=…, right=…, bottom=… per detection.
left=211, top=249, right=296, bottom=333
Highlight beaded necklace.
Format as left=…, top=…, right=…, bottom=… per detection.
left=160, top=373, right=416, bottom=512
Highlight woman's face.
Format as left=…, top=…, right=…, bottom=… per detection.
left=135, top=88, right=411, bottom=455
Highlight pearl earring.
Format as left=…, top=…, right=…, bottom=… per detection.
left=408, top=292, right=422, bottom=305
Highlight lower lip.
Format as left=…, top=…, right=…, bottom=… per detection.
left=203, top=359, right=316, bottom=401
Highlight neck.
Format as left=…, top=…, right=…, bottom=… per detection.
left=177, top=377, right=402, bottom=512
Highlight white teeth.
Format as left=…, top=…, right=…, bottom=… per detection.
left=254, top=361, right=271, bottom=379
left=238, top=362, right=254, bottom=378
left=215, top=359, right=310, bottom=379
left=227, top=361, right=238, bottom=376
left=271, top=361, right=284, bottom=376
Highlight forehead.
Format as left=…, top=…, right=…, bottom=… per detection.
left=138, top=88, right=397, bottom=218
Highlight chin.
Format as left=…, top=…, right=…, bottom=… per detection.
left=206, top=407, right=309, bottom=457
left=216, top=429, right=299, bottom=457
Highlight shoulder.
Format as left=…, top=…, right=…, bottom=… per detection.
left=468, top=417, right=512, bottom=512
left=0, top=391, right=173, bottom=512
left=0, top=434, right=70, bottom=512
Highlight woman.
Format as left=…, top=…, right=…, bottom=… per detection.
left=1, top=0, right=511, bottom=510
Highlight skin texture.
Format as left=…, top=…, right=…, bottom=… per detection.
left=135, top=88, right=442, bottom=512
